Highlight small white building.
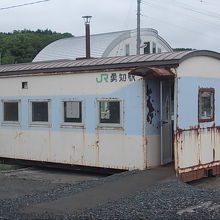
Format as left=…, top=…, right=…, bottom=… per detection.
left=0, top=50, right=219, bottom=182
left=33, top=28, right=173, bottom=62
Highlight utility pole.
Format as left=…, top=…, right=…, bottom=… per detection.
left=136, top=0, right=141, bottom=55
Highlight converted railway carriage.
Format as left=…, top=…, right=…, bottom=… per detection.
left=0, top=50, right=219, bottom=181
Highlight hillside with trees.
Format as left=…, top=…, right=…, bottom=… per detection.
left=0, top=29, right=73, bottom=65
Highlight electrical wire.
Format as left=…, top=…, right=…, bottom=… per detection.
left=171, top=0, right=220, bottom=19
left=142, top=1, right=220, bottom=29
left=0, top=0, right=50, bottom=10
left=141, top=13, right=220, bottom=41
left=142, top=0, right=220, bottom=20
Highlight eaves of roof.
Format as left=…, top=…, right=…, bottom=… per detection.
left=0, top=50, right=219, bottom=77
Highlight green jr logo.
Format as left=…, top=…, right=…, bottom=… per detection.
left=96, top=74, right=109, bottom=83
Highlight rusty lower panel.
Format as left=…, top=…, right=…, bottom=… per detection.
left=178, top=163, right=220, bottom=182
left=174, top=126, right=220, bottom=182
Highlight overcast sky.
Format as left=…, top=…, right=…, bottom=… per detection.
left=0, top=0, right=220, bottom=52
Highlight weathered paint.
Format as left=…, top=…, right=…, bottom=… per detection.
left=145, top=79, right=161, bottom=167
left=174, top=56, right=220, bottom=181
left=0, top=129, right=145, bottom=169
left=0, top=70, right=147, bottom=170
left=0, top=52, right=220, bottom=180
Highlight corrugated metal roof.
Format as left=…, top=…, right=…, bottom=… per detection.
left=0, top=50, right=219, bottom=76
left=33, top=31, right=123, bottom=62
left=32, top=28, right=173, bottom=62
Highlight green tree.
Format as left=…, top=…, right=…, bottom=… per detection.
left=0, top=29, right=73, bottom=65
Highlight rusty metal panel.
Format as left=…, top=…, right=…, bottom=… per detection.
left=135, top=54, right=162, bottom=62
left=105, top=56, right=127, bottom=64
left=178, top=162, right=220, bottom=182
left=200, top=129, right=213, bottom=164
left=129, top=67, right=175, bottom=78
left=92, top=57, right=114, bottom=65
left=152, top=53, right=170, bottom=61
left=179, top=168, right=206, bottom=182
left=124, top=54, right=147, bottom=63
left=174, top=56, right=220, bottom=181
left=107, top=56, right=130, bottom=64
left=119, top=55, right=142, bottom=63
left=0, top=50, right=219, bottom=76
left=80, top=58, right=100, bottom=66
left=165, top=50, right=192, bottom=60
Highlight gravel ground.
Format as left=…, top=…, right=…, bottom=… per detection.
left=1, top=170, right=220, bottom=220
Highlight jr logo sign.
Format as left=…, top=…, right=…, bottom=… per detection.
left=96, top=74, right=109, bottom=83
left=96, top=73, right=135, bottom=83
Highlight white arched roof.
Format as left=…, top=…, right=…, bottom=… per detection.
left=33, top=28, right=172, bottom=62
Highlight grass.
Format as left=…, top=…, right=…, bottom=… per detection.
left=0, top=164, right=14, bottom=171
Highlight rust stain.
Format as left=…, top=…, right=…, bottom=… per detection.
left=174, top=125, right=220, bottom=181
left=81, top=127, right=86, bottom=165
left=14, top=132, right=24, bottom=139
left=95, top=128, right=100, bottom=166
left=177, top=159, right=220, bottom=182
left=96, top=140, right=100, bottom=148
left=129, top=66, right=176, bottom=78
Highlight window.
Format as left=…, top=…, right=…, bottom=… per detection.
left=22, top=82, right=28, bottom=89
left=30, top=100, right=50, bottom=125
left=125, top=44, right=130, bottom=56
left=158, top=48, right=162, bottom=53
left=144, top=42, right=150, bottom=54
left=198, top=88, right=214, bottom=122
left=98, top=100, right=121, bottom=126
left=2, top=101, right=19, bottom=124
left=63, top=100, right=82, bottom=124
left=152, top=42, right=156, bottom=53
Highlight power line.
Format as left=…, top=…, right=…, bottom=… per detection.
left=141, top=13, right=220, bottom=41
left=142, top=1, right=220, bottom=30
left=0, top=0, right=50, bottom=11
left=172, top=0, right=220, bottom=20
left=142, top=0, right=220, bottom=20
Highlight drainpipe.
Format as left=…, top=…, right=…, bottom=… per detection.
left=82, top=16, right=92, bottom=59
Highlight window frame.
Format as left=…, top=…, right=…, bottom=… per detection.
left=1, top=100, right=21, bottom=126
left=61, top=99, right=84, bottom=128
left=29, top=99, right=51, bottom=127
left=97, top=99, right=123, bottom=128
left=198, top=88, right=215, bottom=123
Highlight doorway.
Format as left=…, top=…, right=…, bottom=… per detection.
left=160, top=80, right=174, bottom=165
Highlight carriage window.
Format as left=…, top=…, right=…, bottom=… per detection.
left=30, top=100, right=50, bottom=124
left=199, top=88, right=214, bottom=122
left=63, top=101, right=82, bottom=123
left=98, top=100, right=121, bottom=125
left=3, top=101, right=19, bottom=123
